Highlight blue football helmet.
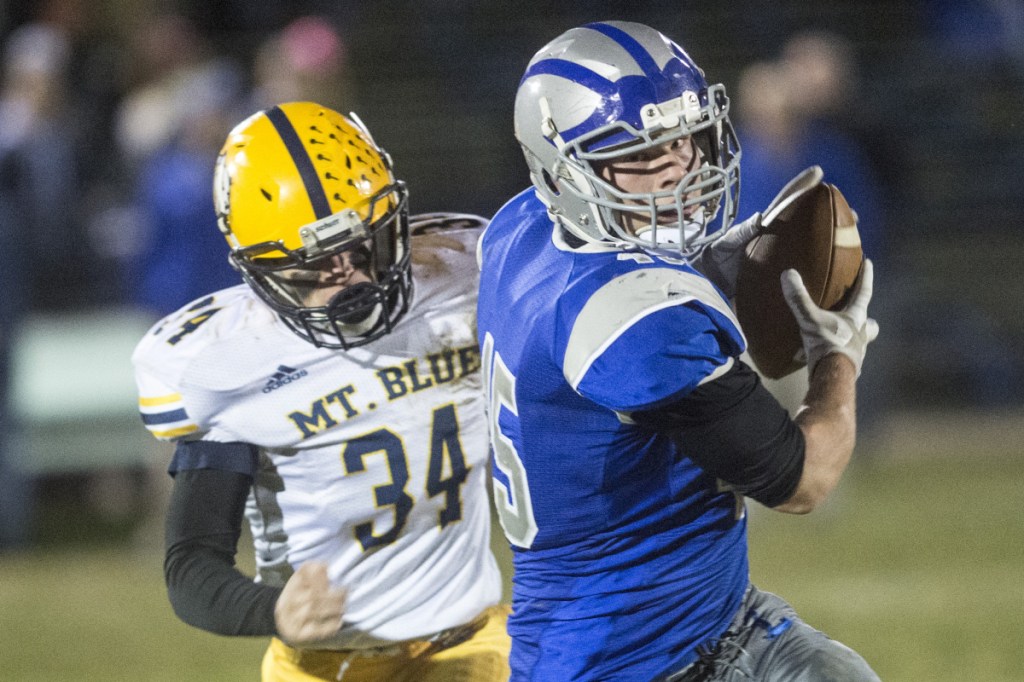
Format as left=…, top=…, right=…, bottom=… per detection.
left=514, top=21, right=741, bottom=254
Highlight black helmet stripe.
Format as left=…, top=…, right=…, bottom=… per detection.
left=265, top=106, right=332, bottom=219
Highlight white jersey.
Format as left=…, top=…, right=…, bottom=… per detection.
left=132, top=224, right=501, bottom=649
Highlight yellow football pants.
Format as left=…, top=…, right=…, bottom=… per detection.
left=261, top=605, right=511, bottom=682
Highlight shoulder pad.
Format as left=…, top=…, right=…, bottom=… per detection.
left=131, top=286, right=270, bottom=441
left=410, top=212, right=488, bottom=235
left=564, top=266, right=745, bottom=392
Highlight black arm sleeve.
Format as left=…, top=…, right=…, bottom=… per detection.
left=631, top=360, right=805, bottom=508
left=164, top=465, right=282, bottom=636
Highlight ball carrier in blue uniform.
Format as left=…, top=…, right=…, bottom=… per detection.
left=477, top=21, right=881, bottom=681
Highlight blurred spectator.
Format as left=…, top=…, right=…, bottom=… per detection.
left=733, top=36, right=892, bottom=439
left=114, top=13, right=213, bottom=170
left=125, top=58, right=247, bottom=317
left=0, top=22, right=73, bottom=549
left=735, top=32, right=885, bottom=262
left=111, top=12, right=248, bottom=317
left=922, top=0, right=1024, bottom=69
left=0, top=145, right=30, bottom=549
left=248, top=14, right=352, bottom=112
left=0, top=21, right=93, bottom=310
left=735, top=27, right=1024, bottom=438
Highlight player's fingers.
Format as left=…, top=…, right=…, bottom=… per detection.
left=864, top=318, right=880, bottom=344
left=296, top=561, right=330, bottom=584
left=725, top=211, right=761, bottom=247
left=311, top=589, right=346, bottom=633
left=846, top=259, right=874, bottom=318
left=780, top=269, right=817, bottom=321
left=320, top=586, right=347, bottom=617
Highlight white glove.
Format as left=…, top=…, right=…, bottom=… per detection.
left=690, top=166, right=824, bottom=299
left=780, top=258, right=879, bottom=377
left=274, top=562, right=346, bottom=646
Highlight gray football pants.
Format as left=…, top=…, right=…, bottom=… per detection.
left=666, top=584, right=881, bottom=681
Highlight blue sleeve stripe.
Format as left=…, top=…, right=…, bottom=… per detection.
left=140, top=408, right=189, bottom=425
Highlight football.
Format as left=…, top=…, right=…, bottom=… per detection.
left=734, top=182, right=864, bottom=379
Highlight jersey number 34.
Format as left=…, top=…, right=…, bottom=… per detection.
left=343, top=403, right=469, bottom=552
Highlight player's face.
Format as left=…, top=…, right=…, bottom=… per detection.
left=595, top=137, right=703, bottom=235
left=276, top=247, right=374, bottom=307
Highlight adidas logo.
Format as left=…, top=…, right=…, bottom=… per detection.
left=262, top=364, right=309, bottom=393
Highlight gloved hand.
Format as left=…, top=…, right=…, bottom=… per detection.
left=274, top=562, right=347, bottom=646
left=780, top=258, right=879, bottom=377
left=691, top=166, right=824, bottom=299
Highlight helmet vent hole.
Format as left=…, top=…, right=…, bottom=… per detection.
left=260, top=188, right=272, bottom=201
left=325, top=172, right=338, bottom=181
left=317, top=153, right=331, bottom=161
left=345, top=156, right=352, bottom=169
left=333, top=193, right=346, bottom=203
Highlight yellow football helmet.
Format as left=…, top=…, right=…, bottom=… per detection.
left=213, top=101, right=410, bottom=348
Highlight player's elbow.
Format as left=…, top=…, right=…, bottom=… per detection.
left=773, top=484, right=828, bottom=514
left=771, top=460, right=843, bottom=514
left=774, top=410, right=856, bottom=514
left=164, top=551, right=200, bottom=627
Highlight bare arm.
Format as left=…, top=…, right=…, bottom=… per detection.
left=773, top=260, right=878, bottom=514
left=774, top=354, right=857, bottom=514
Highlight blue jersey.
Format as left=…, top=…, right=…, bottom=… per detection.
left=477, top=189, right=750, bottom=681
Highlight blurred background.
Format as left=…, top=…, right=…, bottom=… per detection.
left=0, top=0, right=1022, bottom=680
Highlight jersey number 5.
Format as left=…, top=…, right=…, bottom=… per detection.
left=482, top=333, right=538, bottom=548
left=342, top=403, right=469, bottom=552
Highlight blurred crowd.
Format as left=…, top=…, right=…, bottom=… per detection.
left=0, top=1, right=358, bottom=322
left=1, top=0, right=1023, bottom=550
left=1, top=0, right=1022, bottom=321
left=0, top=0, right=358, bottom=549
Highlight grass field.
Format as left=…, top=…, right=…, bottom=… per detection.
left=1, top=451, right=1022, bottom=681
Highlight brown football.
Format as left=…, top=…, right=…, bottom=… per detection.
left=734, top=183, right=864, bottom=379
